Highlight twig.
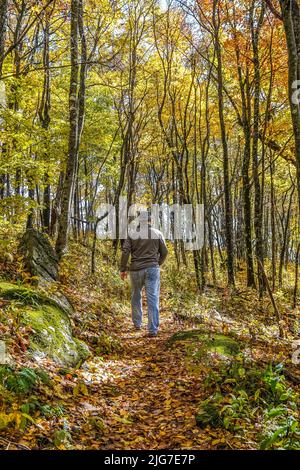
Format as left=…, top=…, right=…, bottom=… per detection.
left=0, top=437, right=31, bottom=450
left=293, top=242, right=299, bottom=309
left=265, top=0, right=283, bottom=20
left=257, top=259, right=284, bottom=338
left=284, top=370, right=300, bottom=385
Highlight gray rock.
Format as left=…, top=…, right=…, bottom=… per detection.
left=12, top=230, right=90, bottom=367
left=18, top=229, right=59, bottom=283
left=0, top=281, right=90, bottom=367
left=46, top=289, right=74, bottom=316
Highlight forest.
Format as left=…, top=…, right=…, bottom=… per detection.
left=0, top=0, right=300, bottom=453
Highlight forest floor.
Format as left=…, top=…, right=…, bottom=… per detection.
left=1, top=242, right=300, bottom=450
left=60, top=305, right=210, bottom=450
left=1, top=295, right=218, bottom=450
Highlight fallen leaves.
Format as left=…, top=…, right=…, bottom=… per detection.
left=2, top=252, right=298, bottom=451
left=47, top=312, right=209, bottom=450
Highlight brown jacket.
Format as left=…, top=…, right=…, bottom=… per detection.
left=120, top=227, right=168, bottom=272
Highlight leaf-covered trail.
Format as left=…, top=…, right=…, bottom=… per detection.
left=70, top=307, right=210, bottom=450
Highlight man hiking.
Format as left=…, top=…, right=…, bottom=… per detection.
left=120, top=211, right=168, bottom=337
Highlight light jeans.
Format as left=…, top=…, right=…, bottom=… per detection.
left=130, top=266, right=160, bottom=334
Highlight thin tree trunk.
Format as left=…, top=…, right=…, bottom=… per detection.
left=39, top=11, right=51, bottom=233
left=279, top=0, right=300, bottom=211
left=56, top=0, right=80, bottom=258
left=270, top=153, right=277, bottom=290
left=293, top=241, right=300, bottom=308
left=212, top=0, right=235, bottom=286
left=250, top=0, right=266, bottom=297
left=258, top=259, right=285, bottom=338
left=278, top=185, right=295, bottom=286
left=0, top=0, right=8, bottom=77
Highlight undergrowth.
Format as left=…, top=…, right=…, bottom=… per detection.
left=196, top=361, right=300, bottom=449
left=0, top=365, right=53, bottom=432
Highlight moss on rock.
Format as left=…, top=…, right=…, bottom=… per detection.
left=0, top=281, right=90, bottom=367
left=168, top=329, right=240, bottom=357
left=0, top=281, right=49, bottom=305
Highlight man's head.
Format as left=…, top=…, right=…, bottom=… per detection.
left=127, top=209, right=152, bottom=239
left=139, top=210, right=151, bottom=225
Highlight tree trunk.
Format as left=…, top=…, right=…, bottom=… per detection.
left=250, top=0, right=266, bottom=297
left=212, top=0, right=235, bottom=286
left=279, top=0, right=300, bottom=211
left=55, top=0, right=80, bottom=258
left=293, top=241, right=300, bottom=308
left=278, top=185, right=295, bottom=286
left=242, top=71, right=256, bottom=287
left=270, top=153, right=277, bottom=290
left=39, top=11, right=51, bottom=233
left=0, top=0, right=8, bottom=76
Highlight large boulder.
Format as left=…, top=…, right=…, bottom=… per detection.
left=18, top=229, right=59, bottom=283
left=0, top=282, right=90, bottom=367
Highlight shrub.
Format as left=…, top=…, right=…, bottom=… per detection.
left=195, top=362, right=300, bottom=449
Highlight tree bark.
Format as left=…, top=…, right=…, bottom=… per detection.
left=279, top=0, right=300, bottom=211
left=38, top=11, right=51, bottom=233
left=212, top=0, right=235, bottom=286
left=0, top=0, right=8, bottom=77
left=250, top=0, right=266, bottom=297
left=55, top=0, right=80, bottom=258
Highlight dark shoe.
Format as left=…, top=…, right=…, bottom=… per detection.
left=147, top=332, right=157, bottom=338
left=134, top=326, right=141, bottom=331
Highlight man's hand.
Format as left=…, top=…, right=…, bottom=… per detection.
left=120, top=271, right=127, bottom=281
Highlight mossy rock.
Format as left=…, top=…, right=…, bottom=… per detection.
left=168, top=329, right=240, bottom=357
left=0, top=282, right=52, bottom=306
left=0, top=282, right=90, bottom=367
left=0, top=281, right=74, bottom=316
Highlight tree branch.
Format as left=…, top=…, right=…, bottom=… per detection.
left=265, top=0, right=283, bottom=20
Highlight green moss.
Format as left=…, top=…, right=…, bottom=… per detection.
left=0, top=281, right=90, bottom=367
left=0, top=282, right=19, bottom=290
left=168, top=329, right=206, bottom=344
left=0, top=282, right=60, bottom=310
left=168, top=330, right=240, bottom=357
left=22, top=305, right=90, bottom=366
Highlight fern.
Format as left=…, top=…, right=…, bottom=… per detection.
left=0, top=365, right=51, bottom=397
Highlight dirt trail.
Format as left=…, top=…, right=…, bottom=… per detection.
left=71, top=308, right=210, bottom=450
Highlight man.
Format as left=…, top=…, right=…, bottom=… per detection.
left=120, top=211, right=168, bottom=337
